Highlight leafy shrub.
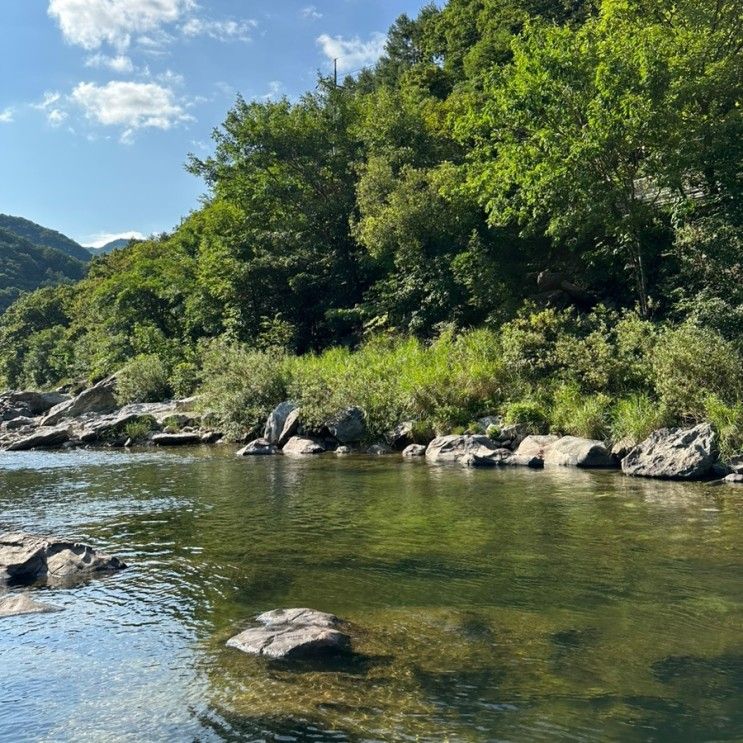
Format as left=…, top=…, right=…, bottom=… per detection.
left=652, top=322, right=743, bottom=419
left=611, top=393, right=673, bottom=443
left=550, top=383, right=611, bottom=440
left=199, top=340, right=289, bottom=438
left=123, top=418, right=155, bottom=443
left=116, top=354, right=170, bottom=405
left=503, top=400, right=549, bottom=433
left=704, top=395, right=743, bottom=463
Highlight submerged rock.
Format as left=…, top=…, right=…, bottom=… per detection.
left=622, top=423, right=718, bottom=480
left=367, top=444, right=392, bottom=456
left=0, top=593, right=62, bottom=618
left=238, top=438, right=279, bottom=456
left=227, top=607, right=351, bottom=660
left=425, top=435, right=500, bottom=464
left=264, top=402, right=297, bottom=445
left=335, top=445, right=353, bottom=455
left=5, top=425, right=71, bottom=451
left=282, top=437, right=325, bottom=456
left=0, top=532, right=126, bottom=586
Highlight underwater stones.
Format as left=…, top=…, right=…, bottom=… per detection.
left=238, top=438, right=279, bottom=456
left=0, top=593, right=62, bottom=618
left=622, top=423, right=718, bottom=480
left=282, top=437, right=325, bottom=456
left=367, top=443, right=392, bottom=456
left=227, top=607, right=351, bottom=660
left=0, top=532, right=126, bottom=586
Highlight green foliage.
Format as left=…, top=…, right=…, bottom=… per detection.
left=704, top=396, right=743, bottom=463
left=550, top=383, right=612, bottom=440
left=115, top=354, right=170, bottom=405
left=123, top=418, right=156, bottom=443
left=612, top=393, right=672, bottom=443
left=503, top=400, right=549, bottom=433
left=651, top=323, right=743, bottom=420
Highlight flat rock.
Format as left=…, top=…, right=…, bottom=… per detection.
left=227, top=607, right=351, bottom=660
left=282, top=436, right=325, bottom=456
left=622, top=423, right=718, bottom=480
left=514, top=435, right=560, bottom=461
left=2, top=416, right=38, bottom=432
left=5, top=425, right=71, bottom=451
left=724, top=474, right=743, bottom=485
left=0, top=593, right=62, bottom=618
left=0, top=532, right=126, bottom=586
left=425, top=435, right=499, bottom=463
left=41, top=375, right=118, bottom=426
left=464, top=449, right=513, bottom=468
left=543, top=436, right=615, bottom=468
left=151, top=432, right=202, bottom=447
left=238, top=438, right=279, bottom=456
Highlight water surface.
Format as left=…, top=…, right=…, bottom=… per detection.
left=1, top=448, right=741, bottom=741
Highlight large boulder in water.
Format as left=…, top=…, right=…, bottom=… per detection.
left=327, top=407, right=366, bottom=444
left=264, top=402, right=297, bottom=445
left=425, top=435, right=499, bottom=463
left=513, top=435, right=560, bottom=461
left=5, top=424, right=71, bottom=451
left=0, top=532, right=126, bottom=586
left=227, top=608, right=351, bottom=660
left=151, top=432, right=202, bottom=446
left=543, top=436, right=615, bottom=468
left=621, top=423, right=718, bottom=480
left=41, top=375, right=118, bottom=426
left=282, top=436, right=325, bottom=456
left=0, top=593, right=62, bottom=618
left=238, top=438, right=279, bottom=456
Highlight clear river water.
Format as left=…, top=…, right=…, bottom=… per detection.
left=1, top=447, right=742, bottom=742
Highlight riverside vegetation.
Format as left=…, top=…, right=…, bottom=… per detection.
left=0, top=0, right=740, bottom=461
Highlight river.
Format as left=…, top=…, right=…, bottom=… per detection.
left=1, top=448, right=742, bottom=741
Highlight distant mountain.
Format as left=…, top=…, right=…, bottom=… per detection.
left=0, top=214, right=90, bottom=262
left=87, top=237, right=135, bottom=256
left=0, top=228, right=86, bottom=313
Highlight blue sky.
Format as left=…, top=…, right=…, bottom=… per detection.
left=0, top=1, right=423, bottom=247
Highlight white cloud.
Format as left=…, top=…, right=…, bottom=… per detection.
left=85, top=53, right=135, bottom=73
left=84, top=230, right=145, bottom=248
left=48, top=109, right=69, bottom=126
left=71, top=80, right=191, bottom=141
left=0, top=108, right=14, bottom=124
left=181, top=17, right=257, bottom=42
left=48, top=0, right=196, bottom=50
left=302, top=6, right=322, bottom=20
left=262, top=81, right=283, bottom=100
left=316, top=32, right=386, bottom=73
left=33, top=91, right=68, bottom=126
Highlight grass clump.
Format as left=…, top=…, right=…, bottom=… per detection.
left=116, top=354, right=170, bottom=405
left=611, top=393, right=672, bottom=443
left=123, top=417, right=156, bottom=443
left=549, top=384, right=612, bottom=440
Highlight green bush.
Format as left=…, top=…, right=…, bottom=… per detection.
left=550, top=383, right=612, bottom=440
left=503, top=400, right=549, bottom=433
left=123, top=418, right=155, bottom=443
left=115, top=354, right=170, bottom=405
left=199, top=339, right=289, bottom=438
left=652, top=322, right=743, bottom=419
left=611, top=393, right=673, bottom=443
left=704, top=395, right=743, bottom=463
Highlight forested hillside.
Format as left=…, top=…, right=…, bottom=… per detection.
left=0, top=214, right=90, bottom=263
left=0, top=229, right=86, bottom=314
left=0, top=0, right=740, bottom=450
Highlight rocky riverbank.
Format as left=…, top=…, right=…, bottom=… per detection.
left=1, top=383, right=741, bottom=484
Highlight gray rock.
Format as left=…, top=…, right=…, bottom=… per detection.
left=611, top=437, right=637, bottom=462
left=201, top=431, right=222, bottom=444
left=238, top=438, right=279, bottom=456
left=502, top=454, right=544, bottom=468
left=514, top=435, right=560, bottom=461
left=2, top=416, right=37, bottom=432
left=264, top=402, right=297, bottom=445
left=367, top=444, right=392, bottom=455
left=387, top=421, right=415, bottom=450
left=425, top=435, right=500, bottom=463
left=0, top=593, right=62, bottom=618
left=227, top=607, right=351, bottom=660
left=543, top=436, right=615, bottom=468
left=499, top=423, right=531, bottom=448
left=335, top=445, right=353, bottom=455
left=282, top=437, right=325, bottom=456
left=463, top=448, right=512, bottom=468
left=402, top=444, right=427, bottom=457
left=79, top=412, right=158, bottom=443
left=1, top=391, right=69, bottom=416
left=278, top=408, right=301, bottom=448
left=151, top=432, right=202, bottom=447
left=621, top=423, right=718, bottom=480
left=327, top=407, right=366, bottom=444
left=728, top=456, right=743, bottom=475
left=5, top=425, right=71, bottom=451
left=41, top=375, right=118, bottom=426
left=724, top=474, right=743, bottom=485
left=477, top=416, right=503, bottom=431
left=0, top=532, right=126, bottom=586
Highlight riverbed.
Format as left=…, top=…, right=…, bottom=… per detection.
left=1, top=448, right=742, bottom=741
